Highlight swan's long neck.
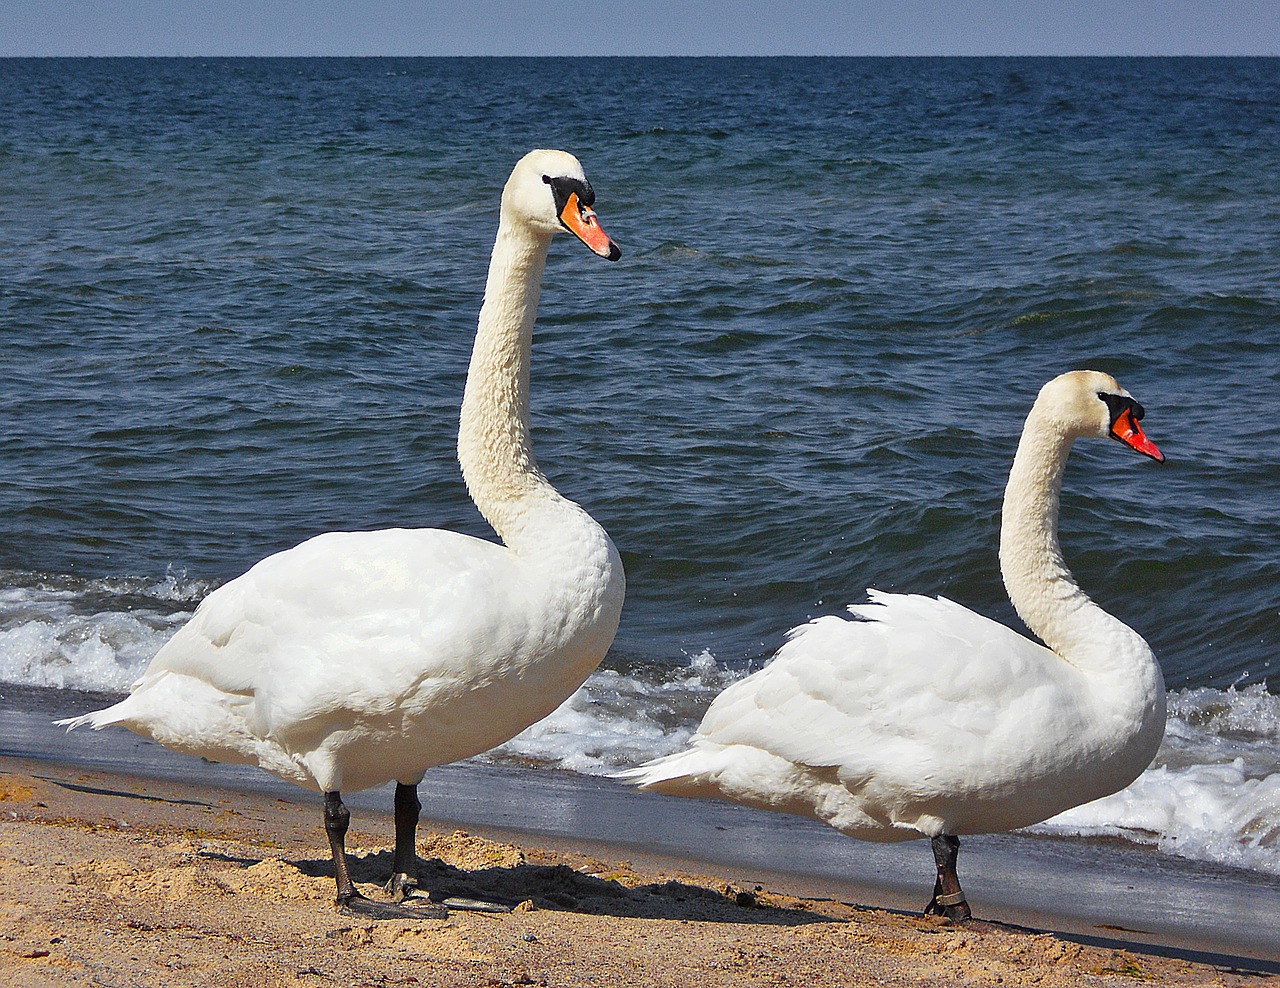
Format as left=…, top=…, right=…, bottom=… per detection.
left=456, top=217, right=565, bottom=550
left=998, top=412, right=1159, bottom=692
left=454, top=192, right=624, bottom=680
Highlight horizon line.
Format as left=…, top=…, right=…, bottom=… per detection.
left=2, top=52, right=1276, bottom=59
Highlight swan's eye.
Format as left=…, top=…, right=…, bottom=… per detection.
left=542, top=174, right=552, bottom=185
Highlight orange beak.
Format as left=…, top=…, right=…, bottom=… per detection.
left=558, top=192, right=621, bottom=261
left=1110, top=407, right=1165, bottom=463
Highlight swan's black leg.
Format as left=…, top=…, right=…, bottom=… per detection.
left=324, top=790, right=359, bottom=905
left=923, top=834, right=971, bottom=922
left=323, top=789, right=446, bottom=919
left=386, top=782, right=423, bottom=902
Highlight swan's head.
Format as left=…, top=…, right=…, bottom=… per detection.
left=1036, top=370, right=1164, bottom=463
left=501, top=149, right=621, bottom=261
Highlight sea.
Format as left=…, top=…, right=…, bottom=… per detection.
left=0, top=56, right=1277, bottom=881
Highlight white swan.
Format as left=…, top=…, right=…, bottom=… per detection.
left=61, top=149, right=626, bottom=919
left=621, top=370, right=1166, bottom=920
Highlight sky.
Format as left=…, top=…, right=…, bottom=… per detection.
left=2, top=0, right=1278, bottom=57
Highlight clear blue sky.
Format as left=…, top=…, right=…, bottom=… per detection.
left=2, top=0, right=1278, bottom=57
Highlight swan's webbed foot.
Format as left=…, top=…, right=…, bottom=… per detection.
left=337, top=889, right=449, bottom=920
left=385, top=872, right=510, bottom=913
left=923, top=834, right=971, bottom=922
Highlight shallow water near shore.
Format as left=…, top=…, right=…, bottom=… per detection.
left=1, top=57, right=1278, bottom=878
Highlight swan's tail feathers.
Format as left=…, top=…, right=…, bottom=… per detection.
left=619, top=744, right=837, bottom=824
left=613, top=754, right=689, bottom=788
left=56, top=701, right=132, bottom=732
left=613, top=744, right=731, bottom=798
left=56, top=673, right=257, bottom=763
left=57, top=672, right=160, bottom=732
left=55, top=674, right=312, bottom=787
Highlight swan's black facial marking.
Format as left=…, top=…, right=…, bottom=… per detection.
left=1098, top=391, right=1145, bottom=425
left=542, top=174, right=596, bottom=227
left=541, top=173, right=620, bottom=261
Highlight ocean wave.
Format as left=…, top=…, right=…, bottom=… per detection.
left=1035, top=760, right=1280, bottom=875
left=1035, top=685, right=1280, bottom=875
left=0, top=570, right=203, bottom=692
left=492, top=651, right=740, bottom=774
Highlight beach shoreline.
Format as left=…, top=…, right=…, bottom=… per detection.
left=6, top=688, right=1280, bottom=963
left=1, top=743, right=1276, bottom=986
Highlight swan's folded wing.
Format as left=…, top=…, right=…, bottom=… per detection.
left=695, top=590, right=1073, bottom=783
left=140, top=528, right=526, bottom=719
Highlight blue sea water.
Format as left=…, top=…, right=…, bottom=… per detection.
left=0, top=57, right=1277, bottom=874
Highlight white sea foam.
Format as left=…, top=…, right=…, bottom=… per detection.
left=0, top=571, right=205, bottom=693
left=494, top=651, right=742, bottom=773
left=2, top=573, right=1277, bottom=877
left=1034, top=684, right=1280, bottom=875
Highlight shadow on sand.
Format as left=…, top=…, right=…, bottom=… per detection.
left=279, top=847, right=830, bottom=927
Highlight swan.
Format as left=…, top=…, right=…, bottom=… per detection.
left=61, top=149, right=626, bottom=919
left=620, top=370, right=1166, bottom=921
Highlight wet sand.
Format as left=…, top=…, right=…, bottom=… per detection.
left=0, top=754, right=1274, bottom=988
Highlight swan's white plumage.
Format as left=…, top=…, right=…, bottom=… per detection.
left=632, top=589, right=1140, bottom=840
left=623, top=371, right=1165, bottom=847
left=62, top=150, right=625, bottom=799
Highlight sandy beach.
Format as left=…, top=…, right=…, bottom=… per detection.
left=0, top=755, right=1272, bottom=988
